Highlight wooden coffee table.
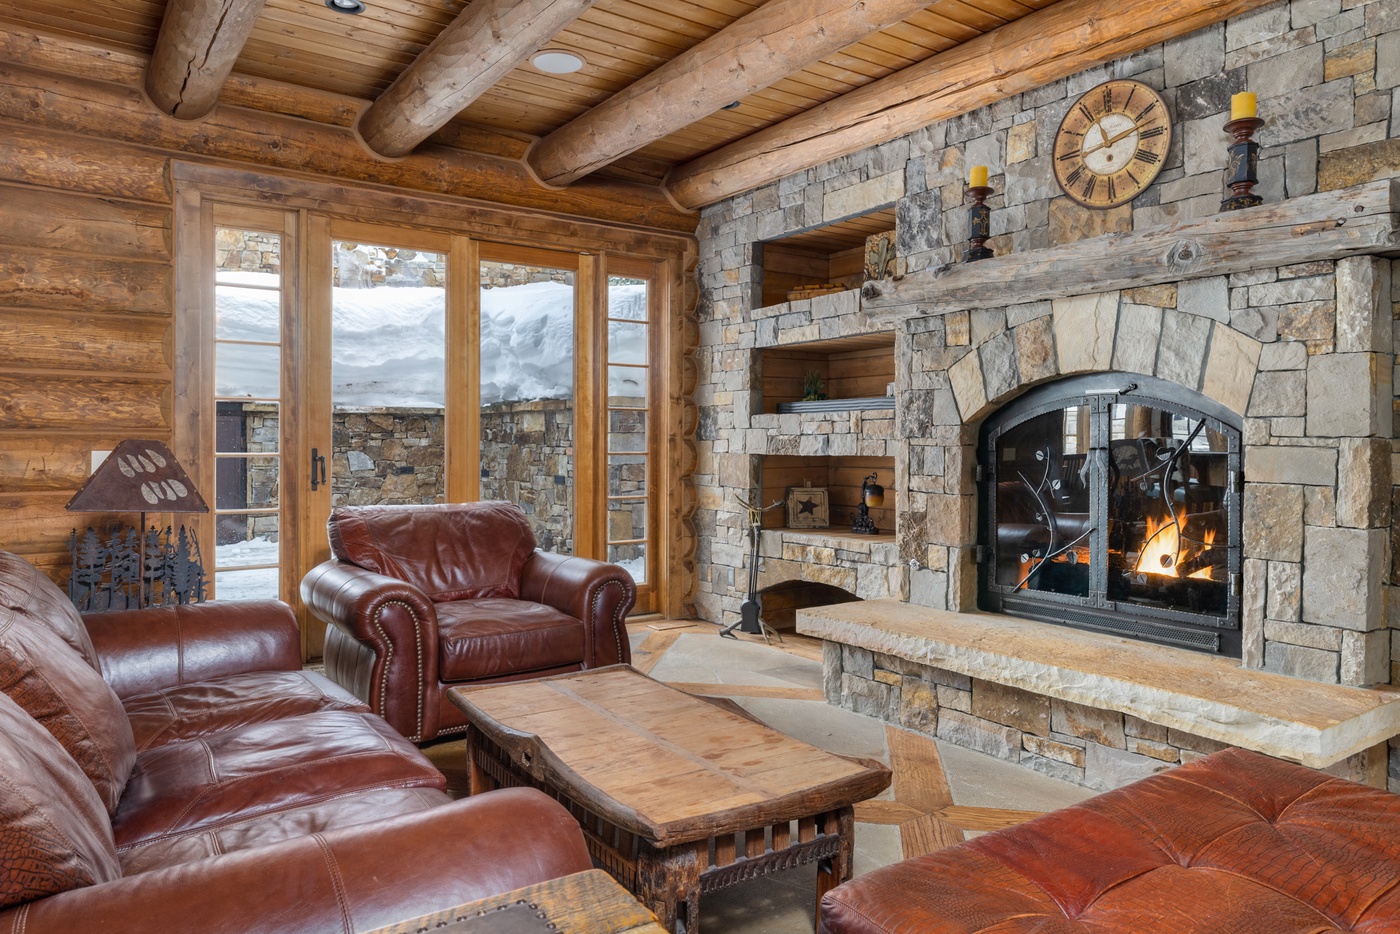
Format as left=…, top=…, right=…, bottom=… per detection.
left=362, top=869, right=667, bottom=934
left=448, top=666, right=891, bottom=934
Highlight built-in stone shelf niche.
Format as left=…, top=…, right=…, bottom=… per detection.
left=758, top=332, right=895, bottom=415
left=758, top=207, right=895, bottom=310
left=760, top=454, right=895, bottom=536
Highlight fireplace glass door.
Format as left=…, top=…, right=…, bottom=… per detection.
left=980, top=374, right=1241, bottom=656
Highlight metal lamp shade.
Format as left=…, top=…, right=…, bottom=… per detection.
left=66, top=440, right=208, bottom=515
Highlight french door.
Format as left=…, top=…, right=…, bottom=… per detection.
left=180, top=202, right=659, bottom=658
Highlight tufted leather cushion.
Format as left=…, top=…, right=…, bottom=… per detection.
left=818, top=747, right=1400, bottom=934
left=327, top=502, right=537, bottom=602
left=0, top=689, right=120, bottom=910
left=0, top=550, right=99, bottom=668
left=436, top=599, right=584, bottom=682
left=0, top=608, right=136, bottom=816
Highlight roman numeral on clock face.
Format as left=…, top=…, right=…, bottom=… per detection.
left=1135, top=101, right=1157, bottom=121
left=1133, top=149, right=1161, bottom=165
left=1065, top=166, right=1084, bottom=186
left=1078, top=103, right=1096, bottom=124
left=1140, top=125, right=1165, bottom=139
left=1106, top=176, right=1117, bottom=201
left=1082, top=176, right=1096, bottom=199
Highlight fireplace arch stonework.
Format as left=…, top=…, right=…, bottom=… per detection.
left=911, top=266, right=1393, bottom=687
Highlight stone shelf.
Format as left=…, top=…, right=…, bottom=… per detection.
left=798, top=599, right=1400, bottom=769
left=769, top=529, right=897, bottom=548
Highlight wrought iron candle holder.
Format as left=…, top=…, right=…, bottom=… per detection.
left=964, top=185, right=994, bottom=262
left=1221, top=116, right=1265, bottom=211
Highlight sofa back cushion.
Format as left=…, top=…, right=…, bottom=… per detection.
left=0, top=607, right=137, bottom=815
left=0, top=688, right=120, bottom=910
left=327, top=502, right=537, bottom=602
left=0, top=550, right=100, bottom=669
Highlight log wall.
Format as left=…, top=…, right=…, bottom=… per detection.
left=0, top=33, right=699, bottom=614
left=0, top=128, right=175, bottom=576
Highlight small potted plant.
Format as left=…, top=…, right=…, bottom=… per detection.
left=802, top=369, right=827, bottom=402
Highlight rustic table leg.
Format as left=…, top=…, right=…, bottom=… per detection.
left=815, top=807, right=855, bottom=923
left=465, top=725, right=495, bottom=796
left=636, top=841, right=703, bottom=934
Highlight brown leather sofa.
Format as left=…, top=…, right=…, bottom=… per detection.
left=0, top=549, right=592, bottom=933
left=301, top=501, right=636, bottom=742
left=818, top=747, right=1400, bottom=933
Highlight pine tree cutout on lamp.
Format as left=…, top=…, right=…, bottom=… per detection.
left=66, top=440, right=209, bottom=611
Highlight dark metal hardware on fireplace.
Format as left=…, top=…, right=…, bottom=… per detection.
left=978, top=372, right=1242, bottom=657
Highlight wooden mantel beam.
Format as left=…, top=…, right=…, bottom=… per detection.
left=358, top=0, right=598, bottom=159
left=665, top=0, right=1279, bottom=210
left=145, top=0, right=267, bottom=120
left=526, top=0, right=938, bottom=188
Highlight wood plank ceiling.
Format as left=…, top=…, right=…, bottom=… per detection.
left=0, top=0, right=1272, bottom=217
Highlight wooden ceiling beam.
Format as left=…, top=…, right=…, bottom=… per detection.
left=665, top=0, right=1280, bottom=209
left=145, top=0, right=267, bottom=120
left=357, top=0, right=599, bottom=159
left=525, top=0, right=940, bottom=187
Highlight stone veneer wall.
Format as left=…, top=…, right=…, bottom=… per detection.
left=227, top=402, right=580, bottom=550
left=690, top=0, right=1400, bottom=784
left=824, top=642, right=1387, bottom=789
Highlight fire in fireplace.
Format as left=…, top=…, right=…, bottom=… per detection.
left=978, top=373, right=1241, bottom=656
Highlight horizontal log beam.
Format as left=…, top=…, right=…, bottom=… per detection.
left=0, top=61, right=696, bottom=233
left=358, top=0, right=598, bottom=158
left=145, top=0, right=267, bottom=120
left=666, top=0, right=1278, bottom=210
left=859, top=180, right=1400, bottom=317
left=527, top=0, right=937, bottom=187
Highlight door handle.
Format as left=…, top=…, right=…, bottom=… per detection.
left=311, top=449, right=327, bottom=490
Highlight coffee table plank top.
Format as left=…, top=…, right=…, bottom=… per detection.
left=449, top=666, right=890, bottom=847
left=361, top=869, right=666, bottom=934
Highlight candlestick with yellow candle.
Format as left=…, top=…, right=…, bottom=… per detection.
left=969, top=165, right=989, bottom=188
left=1230, top=92, right=1257, bottom=121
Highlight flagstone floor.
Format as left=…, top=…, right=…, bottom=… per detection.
left=423, top=620, right=1094, bottom=934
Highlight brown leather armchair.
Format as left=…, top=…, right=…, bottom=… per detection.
left=301, top=501, right=636, bottom=743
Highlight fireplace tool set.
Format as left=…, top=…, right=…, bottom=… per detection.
left=720, top=495, right=783, bottom=643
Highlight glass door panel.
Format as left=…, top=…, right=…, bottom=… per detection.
left=479, top=260, right=576, bottom=553
left=330, top=241, right=448, bottom=508
left=606, top=276, right=650, bottom=583
left=212, top=228, right=283, bottom=600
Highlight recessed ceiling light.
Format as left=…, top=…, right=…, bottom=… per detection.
left=531, top=50, right=585, bottom=74
left=325, top=0, right=365, bottom=14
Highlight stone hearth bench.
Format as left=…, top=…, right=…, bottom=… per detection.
left=817, top=747, right=1400, bottom=933
left=799, top=599, right=1400, bottom=788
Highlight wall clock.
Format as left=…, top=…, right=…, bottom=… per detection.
left=1052, top=79, right=1171, bottom=209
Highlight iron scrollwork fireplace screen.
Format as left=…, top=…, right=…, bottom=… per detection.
left=978, top=373, right=1242, bottom=656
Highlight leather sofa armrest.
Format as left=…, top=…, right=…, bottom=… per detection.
left=519, top=551, right=635, bottom=668
left=301, top=560, right=442, bottom=740
left=82, top=601, right=302, bottom=699
left=1, top=787, right=592, bottom=934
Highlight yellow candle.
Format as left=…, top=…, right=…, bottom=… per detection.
left=1230, top=92, right=1257, bottom=120
left=969, top=165, right=988, bottom=187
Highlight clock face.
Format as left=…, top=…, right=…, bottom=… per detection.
left=1052, top=79, right=1171, bottom=209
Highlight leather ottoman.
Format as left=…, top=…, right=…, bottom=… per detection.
left=819, top=747, right=1400, bottom=933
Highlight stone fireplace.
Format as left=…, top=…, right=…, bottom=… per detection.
left=978, top=372, right=1243, bottom=656
left=688, top=0, right=1400, bottom=792
left=694, top=177, right=1400, bottom=791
